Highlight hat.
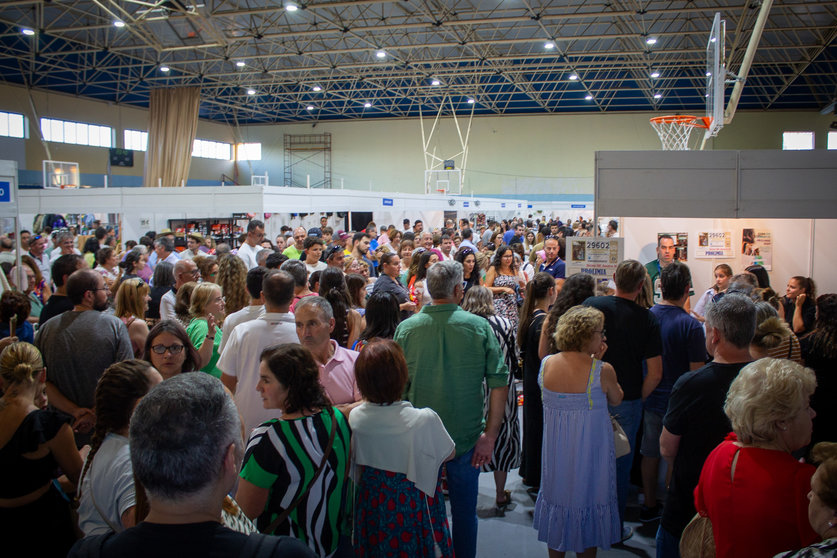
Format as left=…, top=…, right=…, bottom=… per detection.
left=307, top=227, right=322, bottom=238
left=336, top=230, right=350, bottom=240
left=187, top=232, right=204, bottom=243
left=159, top=228, right=173, bottom=235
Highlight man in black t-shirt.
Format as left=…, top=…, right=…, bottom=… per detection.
left=68, top=374, right=314, bottom=558
left=656, top=293, right=756, bottom=557
left=584, top=260, right=662, bottom=539
left=38, top=254, right=86, bottom=326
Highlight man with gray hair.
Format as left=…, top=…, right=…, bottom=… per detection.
left=294, top=296, right=360, bottom=405
left=394, top=259, right=508, bottom=558
left=160, top=258, right=200, bottom=321
left=151, top=236, right=179, bottom=271
left=69, top=374, right=314, bottom=557
left=657, top=293, right=756, bottom=556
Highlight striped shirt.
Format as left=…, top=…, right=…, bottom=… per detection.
left=240, top=408, right=351, bottom=557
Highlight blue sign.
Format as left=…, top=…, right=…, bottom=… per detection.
left=527, top=204, right=533, bottom=209
left=382, top=197, right=393, bottom=206
left=463, top=201, right=469, bottom=207
left=0, top=182, right=9, bottom=203
left=517, top=203, right=522, bottom=208
left=501, top=203, right=506, bottom=208
left=571, top=204, right=586, bottom=208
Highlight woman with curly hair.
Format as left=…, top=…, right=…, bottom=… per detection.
left=538, top=273, right=596, bottom=359
left=216, top=254, right=248, bottom=316
left=485, top=244, right=525, bottom=331
left=19, top=254, right=51, bottom=320
left=76, top=360, right=162, bottom=535
left=194, top=255, right=219, bottom=284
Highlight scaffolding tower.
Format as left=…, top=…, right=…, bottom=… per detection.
left=283, top=133, right=332, bottom=189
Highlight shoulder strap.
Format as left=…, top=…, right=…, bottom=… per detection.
left=264, top=407, right=338, bottom=535
left=586, top=358, right=597, bottom=410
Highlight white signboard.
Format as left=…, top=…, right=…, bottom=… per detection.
left=566, top=237, right=623, bottom=289
left=696, top=231, right=734, bottom=258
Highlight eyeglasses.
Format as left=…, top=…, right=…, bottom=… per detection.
left=89, top=286, right=109, bottom=292
left=593, top=329, right=607, bottom=337
left=151, top=344, right=185, bottom=355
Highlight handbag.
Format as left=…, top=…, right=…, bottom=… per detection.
left=679, top=513, right=715, bottom=558
left=611, top=416, right=631, bottom=458
left=265, top=406, right=337, bottom=535
left=585, top=359, right=631, bottom=458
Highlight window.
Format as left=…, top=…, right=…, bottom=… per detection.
left=0, top=111, right=25, bottom=138
left=193, top=138, right=231, bottom=160
left=782, top=131, right=814, bottom=150
left=124, top=129, right=148, bottom=151
left=828, top=131, right=837, bottom=150
left=40, top=117, right=113, bottom=147
left=236, top=142, right=262, bottom=161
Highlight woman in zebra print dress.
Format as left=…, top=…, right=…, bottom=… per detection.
left=462, top=286, right=521, bottom=513
left=237, top=344, right=352, bottom=557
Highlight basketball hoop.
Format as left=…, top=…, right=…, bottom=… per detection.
left=649, top=115, right=712, bottom=151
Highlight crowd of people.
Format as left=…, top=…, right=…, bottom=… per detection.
left=0, top=214, right=835, bottom=558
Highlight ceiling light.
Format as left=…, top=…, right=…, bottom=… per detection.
left=21, top=28, right=35, bottom=36
left=364, top=102, right=372, bottom=108
left=569, top=74, right=578, bottom=80
left=544, top=41, right=555, bottom=50
left=159, top=65, right=170, bottom=73
left=650, top=71, right=660, bottom=78
left=283, top=0, right=299, bottom=12
left=306, top=105, right=314, bottom=111
left=710, top=37, right=717, bottom=43
left=654, top=93, right=662, bottom=99
left=466, top=98, right=475, bottom=104
left=312, top=85, right=322, bottom=92
left=246, top=89, right=256, bottom=95
left=706, top=71, right=712, bottom=77
left=236, top=61, right=246, bottom=67
left=431, top=79, right=441, bottom=86
left=585, top=94, right=593, bottom=101
left=376, top=50, right=386, bottom=58
left=646, top=37, right=658, bottom=45
left=113, top=20, right=125, bottom=28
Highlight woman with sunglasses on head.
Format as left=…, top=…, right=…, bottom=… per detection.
left=114, top=278, right=151, bottom=358
left=455, top=247, right=483, bottom=295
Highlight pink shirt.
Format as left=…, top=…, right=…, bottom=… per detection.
left=319, top=340, right=360, bottom=405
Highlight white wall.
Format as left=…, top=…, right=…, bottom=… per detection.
left=621, top=217, right=837, bottom=302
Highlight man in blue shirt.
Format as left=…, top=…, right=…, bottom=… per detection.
left=537, top=236, right=565, bottom=279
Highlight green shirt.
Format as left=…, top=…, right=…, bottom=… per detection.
left=394, top=303, right=508, bottom=457
left=187, top=318, right=223, bottom=378
left=282, top=245, right=303, bottom=260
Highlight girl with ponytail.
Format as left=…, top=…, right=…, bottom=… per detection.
left=76, top=359, right=162, bottom=536
left=0, top=342, right=83, bottom=557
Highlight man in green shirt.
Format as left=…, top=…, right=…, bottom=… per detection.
left=394, top=260, right=508, bottom=558
left=282, top=227, right=307, bottom=260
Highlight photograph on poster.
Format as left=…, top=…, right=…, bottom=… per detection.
left=658, top=232, right=688, bottom=262
left=696, top=231, right=734, bottom=258
left=742, top=228, right=773, bottom=270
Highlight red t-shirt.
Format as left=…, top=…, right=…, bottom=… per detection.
left=695, top=436, right=818, bottom=557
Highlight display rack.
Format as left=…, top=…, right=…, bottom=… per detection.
left=168, top=217, right=248, bottom=249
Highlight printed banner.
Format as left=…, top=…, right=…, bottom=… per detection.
left=696, top=231, right=734, bottom=258
left=742, top=229, right=772, bottom=270
left=566, top=237, right=623, bottom=289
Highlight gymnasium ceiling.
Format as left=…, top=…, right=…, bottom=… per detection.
left=0, top=0, right=834, bottom=124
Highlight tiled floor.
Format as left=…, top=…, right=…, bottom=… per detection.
left=471, top=469, right=657, bottom=557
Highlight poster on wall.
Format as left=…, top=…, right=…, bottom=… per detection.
left=742, top=228, right=773, bottom=270
left=566, top=237, right=623, bottom=290
left=658, top=232, right=689, bottom=262
left=696, top=231, right=734, bottom=258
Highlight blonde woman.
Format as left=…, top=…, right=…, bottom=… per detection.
left=114, top=278, right=151, bottom=357
left=185, top=282, right=224, bottom=379
left=0, top=342, right=84, bottom=556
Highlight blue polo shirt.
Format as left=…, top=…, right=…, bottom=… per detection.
left=539, top=258, right=565, bottom=279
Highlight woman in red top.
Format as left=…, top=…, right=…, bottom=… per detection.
left=695, top=357, right=819, bottom=557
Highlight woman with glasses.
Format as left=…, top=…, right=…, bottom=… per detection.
left=114, top=278, right=151, bottom=358
left=142, top=320, right=201, bottom=380
left=186, top=282, right=225, bottom=379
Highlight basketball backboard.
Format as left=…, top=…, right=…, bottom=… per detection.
left=705, top=12, right=726, bottom=139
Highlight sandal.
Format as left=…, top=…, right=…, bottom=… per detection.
left=495, top=489, right=512, bottom=511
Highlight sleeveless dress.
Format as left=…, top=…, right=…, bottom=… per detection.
left=533, top=357, right=620, bottom=552
left=492, top=274, right=520, bottom=331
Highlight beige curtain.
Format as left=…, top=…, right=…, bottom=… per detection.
left=143, top=87, right=201, bottom=188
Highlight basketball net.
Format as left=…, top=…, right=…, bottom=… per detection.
left=649, top=115, right=712, bottom=150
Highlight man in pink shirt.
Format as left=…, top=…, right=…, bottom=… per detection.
left=294, top=296, right=360, bottom=405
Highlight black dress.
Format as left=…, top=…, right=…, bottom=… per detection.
left=520, top=309, right=546, bottom=487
